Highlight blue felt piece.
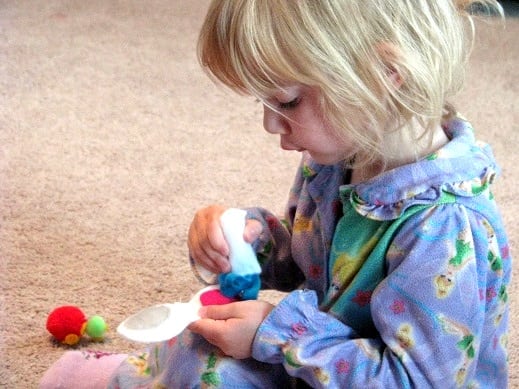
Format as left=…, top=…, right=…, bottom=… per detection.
left=218, top=273, right=261, bottom=300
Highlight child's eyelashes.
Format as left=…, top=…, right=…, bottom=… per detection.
left=278, top=97, right=300, bottom=110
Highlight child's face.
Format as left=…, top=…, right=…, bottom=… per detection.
left=262, top=84, right=354, bottom=165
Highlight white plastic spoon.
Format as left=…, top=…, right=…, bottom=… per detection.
left=117, top=208, right=259, bottom=343
left=117, top=285, right=224, bottom=343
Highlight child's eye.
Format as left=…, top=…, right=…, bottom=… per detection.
left=278, top=97, right=300, bottom=110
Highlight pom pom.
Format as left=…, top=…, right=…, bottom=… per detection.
left=218, top=273, right=261, bottom=300
left=85, top=315, right=107, bottom=340
left=46, top=306, right=87, bottom=345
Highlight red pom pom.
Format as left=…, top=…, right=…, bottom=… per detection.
left=46, top=306, right=87, bottom=345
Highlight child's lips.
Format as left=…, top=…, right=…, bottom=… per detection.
left=280, top=139, right=303, bottom=152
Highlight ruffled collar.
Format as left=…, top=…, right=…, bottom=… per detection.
left=340, top=118, right=499, bottom=220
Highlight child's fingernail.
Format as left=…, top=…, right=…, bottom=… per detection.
left=249, top=223, right=262, bottom=237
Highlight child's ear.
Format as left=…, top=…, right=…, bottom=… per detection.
left=376, top=42, right=404, bottom=89
left=386, top=65, right=403, bottom=89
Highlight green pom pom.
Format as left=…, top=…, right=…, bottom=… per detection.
left=85, top=315, right=107, bottom=340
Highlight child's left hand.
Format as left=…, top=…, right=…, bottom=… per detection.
left=188, top=300, right=274, bottom=359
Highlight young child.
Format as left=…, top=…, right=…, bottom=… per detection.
left=40, top=0, right=511, bottom=388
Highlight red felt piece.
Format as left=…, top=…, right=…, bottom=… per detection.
left=199, top=289, right=237, bottom=306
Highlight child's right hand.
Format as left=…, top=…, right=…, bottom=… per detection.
left=187, top=205, right=263, bottom=274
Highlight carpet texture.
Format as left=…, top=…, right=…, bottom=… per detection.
left=1, top=1, right=517, bottom=387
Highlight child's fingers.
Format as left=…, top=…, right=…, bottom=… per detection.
left=199, top=303, right=239, bottom=320
left=243, top=219, right=263, bottom=243
left=188, top=304, right=244, bottom=348
left=188, top=305, right=235, bottom=340
left=188, top=301, right=273, bottom=360
left=187, top=317, right=224, bottom=344
left=199, top=300, right=271, bottom=322
left=190, top=235, right=226, bottom=273
left=207, top=214, right=230, bottom=257
left=188, top=205, right=231, bottom=273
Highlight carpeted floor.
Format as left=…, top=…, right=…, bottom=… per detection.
left=1, top=1, right=517, bottom=387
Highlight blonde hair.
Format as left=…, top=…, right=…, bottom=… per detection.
left=198, top=0, right=503, bottom=166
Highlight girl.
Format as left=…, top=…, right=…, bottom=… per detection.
left=41, top=0, right=510, bottom=388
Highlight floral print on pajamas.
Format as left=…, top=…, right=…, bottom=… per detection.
left=108, top=117, right=510, bottom=388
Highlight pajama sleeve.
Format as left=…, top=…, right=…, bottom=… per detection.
left=252, top=203, right=510, bottom=388
left=245, top=206, right=305, bottom=292
left=245, top=156, right=345, bottom=294
left=244, top=157, right=309, bottom=292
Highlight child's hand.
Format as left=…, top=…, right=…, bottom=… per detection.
left=188, top=205, right=229, bottom=273
left=188, top=205, right=263, bottom=274
left=188, top=300, right=274, bottom=359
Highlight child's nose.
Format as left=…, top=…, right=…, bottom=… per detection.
left=263, top=105, right=289, bottom=135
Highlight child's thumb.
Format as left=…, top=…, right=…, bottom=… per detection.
left=244, top=219, right=263, bottom=243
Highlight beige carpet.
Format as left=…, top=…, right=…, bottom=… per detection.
left=1, top=1, right=517, bottom=387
